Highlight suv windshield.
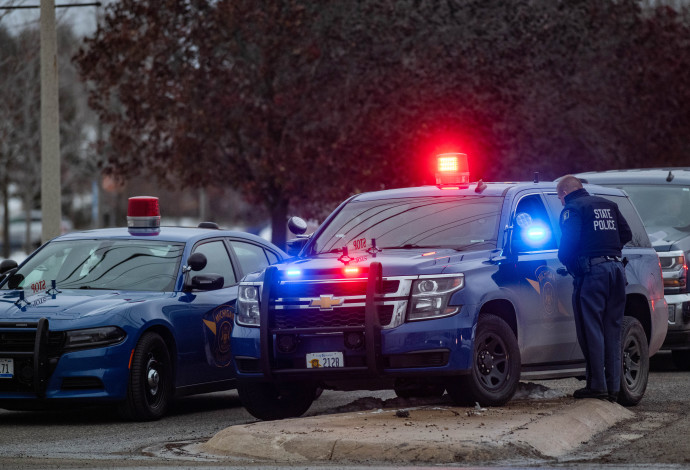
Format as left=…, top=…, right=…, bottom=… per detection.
left=311, top=195, right=503, bottom=254
left=1, top=239, right=184, bottom=292
left=610, top=185, right=690, bottom=231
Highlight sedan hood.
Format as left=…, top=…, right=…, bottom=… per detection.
left=0, top=290, right=169, bottom=328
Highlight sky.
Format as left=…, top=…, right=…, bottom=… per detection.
left=0, top=1, right=104, bottom=37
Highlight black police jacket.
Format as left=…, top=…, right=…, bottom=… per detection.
left=558, top=188, right=633, bottom=276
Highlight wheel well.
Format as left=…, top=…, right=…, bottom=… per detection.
left=141, top=325, right=178, bottom=380
left=624, top=293, right=651, bottom=344
left=479, top=299, right=518, bottom=338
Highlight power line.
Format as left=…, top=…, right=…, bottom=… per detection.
left=0, top=3, right=101, bottom=9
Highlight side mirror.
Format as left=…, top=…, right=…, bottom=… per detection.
left=187, top=252, right=207, bottom=271
left=191, top=274, right=224, bottom=291
left=287, top=216, right=308, bottom=235
left=286, top=236, right=310, bottom=256
left=0, top=259, right=18, bottom=275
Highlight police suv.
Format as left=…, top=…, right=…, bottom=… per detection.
left=0, top=197, right=287, bottom=420
left=574, top=168, right=690, bottom=369
left=232, top=155, right=667, bottom=420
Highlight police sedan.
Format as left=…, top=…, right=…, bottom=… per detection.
left=0, top=197, right=287, bottom=420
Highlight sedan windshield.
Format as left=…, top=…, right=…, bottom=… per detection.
left=1, top=239, right=184, bottom=292
left=311, top=195, right=503, bottom=254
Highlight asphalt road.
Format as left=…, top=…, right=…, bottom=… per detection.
left=0, top=351, right=688, bottom=469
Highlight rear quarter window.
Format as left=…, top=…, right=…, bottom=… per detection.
left=598, top=195, right=651, bottom=248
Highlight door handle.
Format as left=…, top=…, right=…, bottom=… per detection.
left=557, top=267, right=569, bottom=276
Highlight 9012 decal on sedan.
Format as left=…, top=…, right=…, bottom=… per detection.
left=0, top=197, right=286, bottom=420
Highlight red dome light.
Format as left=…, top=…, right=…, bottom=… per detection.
left=127, top=196, right=160, bottom=231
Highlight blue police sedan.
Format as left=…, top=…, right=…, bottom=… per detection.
left=0, top=197, right=287, bottom=420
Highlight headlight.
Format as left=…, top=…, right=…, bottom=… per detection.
left=660, top=250, right=687, bottom=290
left=63, top=326, right=126, bottom=351
left=237, top=283, right=261, bottom=327
left=407, top=274, right=464, bottom=321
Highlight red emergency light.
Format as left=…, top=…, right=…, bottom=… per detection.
left=127, top=196, right=161, bottom=233
left=343, top=266, right=360, bottom=277
left=435, top=153, right=470, bottom=188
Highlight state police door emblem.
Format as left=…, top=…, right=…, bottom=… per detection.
left=203, top=305, right=235, bottom=367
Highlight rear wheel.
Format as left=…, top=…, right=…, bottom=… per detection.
left=117, top=332, right=172, bottom=421
left=618, top=316, right=649, bottom=406
left=447, top=314, right=520, bottom=407
left=671, top=350, right=690, bottom=371
left=237, top=381, right=316, bottom=420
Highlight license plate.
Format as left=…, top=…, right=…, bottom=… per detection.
left=0, top=358, right=14, bottom=379
left=306, top=352, right=343, bottom=369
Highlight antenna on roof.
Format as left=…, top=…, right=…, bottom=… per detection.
left=533, top=172, right=539, bottom=183
left=666, top=170, right=674, bottom=182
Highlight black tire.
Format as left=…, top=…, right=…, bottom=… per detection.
left=394, top=379, right=445, bottom=399
left=447, top=314, right=520, bottom=407
left=117, top=332, right=172, bottom=421
left=671, top=350, right=690, bottom=371
left=237, top=381, right=316, bottom=420
left=618, top=316, right=649, bottom=406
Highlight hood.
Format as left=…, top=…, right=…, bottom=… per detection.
left=648, top=227, right=690, bottom=252
left=267, top=248, right=487, bottom=278
left=0, top=290, right=168, bottom=329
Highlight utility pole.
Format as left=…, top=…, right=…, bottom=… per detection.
left=40, top=0, right=62, bottom=243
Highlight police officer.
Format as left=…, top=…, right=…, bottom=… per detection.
left=557, top=175, right=632, bottom=402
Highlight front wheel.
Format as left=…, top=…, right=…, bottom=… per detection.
left=237, top=381, right=316, bottom=420
left=117, top=332, right=173, bottom=421
left=617, top=316, right=649, bottom=406
left=447, top=314, right=520, bottom=407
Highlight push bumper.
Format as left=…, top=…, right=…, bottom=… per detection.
left=233, top=263, right=475, bottom=383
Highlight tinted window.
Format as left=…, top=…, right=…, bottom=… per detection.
left=512, top=194, right=557, bottom=252
left=599, top=195, right=651, bottom=248
left=229, top=241, right=270, bottom=275
left=192, top=240, right=236, bottom=287
left=2, top=239, right=184, bottom=292
left=311, top=196, right=503, bottom=253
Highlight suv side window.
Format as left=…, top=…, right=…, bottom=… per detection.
left=191, top=240, right=237, bottom=287
left=512, top=194, right=557, bottom=252
left=599, top=195, right=651, bottom=248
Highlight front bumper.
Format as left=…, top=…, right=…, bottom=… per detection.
left=661, top=293, right=690, bottom=350
left=232, top=263, right=475, bottom=383
left=0, top=318, right=130, bottom=404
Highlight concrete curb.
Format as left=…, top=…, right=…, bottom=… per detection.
left=201, top=398, right=634, bottom=464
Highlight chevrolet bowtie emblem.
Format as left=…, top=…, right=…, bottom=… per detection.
left=310, top=295, right=344, bottom=310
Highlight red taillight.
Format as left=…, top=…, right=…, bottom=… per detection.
left=127, top=196, right=160, bottom=232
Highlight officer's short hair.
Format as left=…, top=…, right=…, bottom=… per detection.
left=557, top=175, right=583, bottom=196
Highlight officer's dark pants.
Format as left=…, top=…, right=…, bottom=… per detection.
left=572, top=261, right=626, bottom=393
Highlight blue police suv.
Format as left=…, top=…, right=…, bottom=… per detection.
left=231, top=154, right=667, bottom=420
left=0, top=197, right=287, bottom=420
